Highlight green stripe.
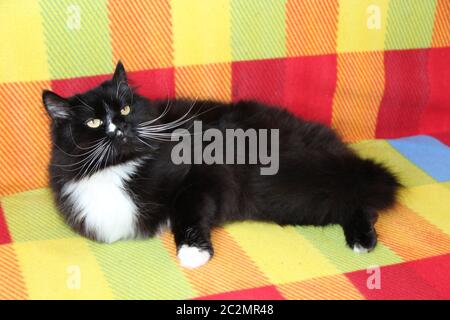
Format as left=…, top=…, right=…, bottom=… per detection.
left=297, top=225, right=403, bottom=273
left=385, top=0, right=438, bottom=50
left=39, top=0, right=113, bottom=79
left=231, top=0, right=287, bottom=61
left=1, top=188, right=77, bottom=242
left=88, top=238, right=196, bottom=299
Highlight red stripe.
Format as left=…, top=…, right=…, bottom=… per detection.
left=129, top=67, right=175, bottom=100
left=430, top=132, right=450, bottom=146
left=346, top=254, right=450, bottom=299
left=0, top=202, right=12, bottom=244
left=232, top=58, right=286, bottom=106
left=196, top=285, right=284, bottom=300
left=376, top=48, right=430, bottom=138
left=420, top=47, right=450, bottom=135
left=284, top=54, right=336, bottom=125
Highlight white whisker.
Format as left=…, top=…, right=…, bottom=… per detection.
left=138, top=100, right=196, bottom=129
left=138, top=101, right=172, bottom=127
left=53, top=139, right=106, bottom=158
left=75, top=141, right=110, bottom=179
left=137, top=137, right=159, bottom=150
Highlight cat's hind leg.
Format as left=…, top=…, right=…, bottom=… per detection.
left=342, top=209, right=378, bottom=253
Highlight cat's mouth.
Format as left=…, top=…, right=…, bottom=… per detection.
left=109, top=130, right=133, bottom=145
left=112, top=136, right=139, bottom=155
left=116, top=136, right=129, bottom=144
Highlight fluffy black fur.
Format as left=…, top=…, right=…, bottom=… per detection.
left=43, top=62, right=400, bottom=259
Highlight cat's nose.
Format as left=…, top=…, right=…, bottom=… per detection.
left=107, top=129, right=123, bottom=139
left=106, top=122, right=124, bottom=138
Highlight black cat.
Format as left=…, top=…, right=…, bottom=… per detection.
left=42, top=62, right=400, bottom=268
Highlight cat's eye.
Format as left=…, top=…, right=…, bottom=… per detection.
left=121, top=105, right=131, bottom=116
left=86, top=118, right=103, bottom=128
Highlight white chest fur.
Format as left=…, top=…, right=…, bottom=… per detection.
left=62, top=159, right=143, bottom=243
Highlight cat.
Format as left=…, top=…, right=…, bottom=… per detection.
left=42, top=61, right=400, bottom=269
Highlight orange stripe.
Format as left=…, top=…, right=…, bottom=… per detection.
left=431, top=0, right=450, bottom=47
left=108, top=0, right=173, bottom=71
left=0, top=245, right=28, bottom=299
left=11, top=81, right=50, bottom=184
left=0, top=81, right=51, bottom=196
left=10, top=82, right=50, bottom=165
left=286, top=0, right=338, bottom=56
left=160, top=228, right=270, bottom=297
left=278, top=274, right=364, bottom=300
left=378, top=204, right=450, bottom=261
left=175, top=62, right=232, bottom=102
left=331, top=52, right=384, bottom=142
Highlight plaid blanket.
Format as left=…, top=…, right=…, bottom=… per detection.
left=0, top=0, right=449, bottom=299
left=1, top=136, right=450, bottom=299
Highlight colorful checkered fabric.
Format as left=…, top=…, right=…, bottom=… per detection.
left=1, top=136, right=449, bottom=299
left=0, top=1, right=449, bottom=299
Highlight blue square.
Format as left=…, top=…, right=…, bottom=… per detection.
left=388, top=135, right=450, bottom=182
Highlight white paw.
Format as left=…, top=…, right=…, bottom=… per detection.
left=177, top=245, right=211, bottom=269
left=353, top=243, right=369, bottom=254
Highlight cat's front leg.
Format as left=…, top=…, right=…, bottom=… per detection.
left=171, top=191, right=216, bottom=269
left=173, top=224, right=213, bottom=269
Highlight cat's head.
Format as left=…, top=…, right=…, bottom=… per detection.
left=43, top=61, right=159, bottom=179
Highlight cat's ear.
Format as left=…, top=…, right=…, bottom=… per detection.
left=112, top=60, right=127, bottom=85
left=42, top=90, right=72, bottom=120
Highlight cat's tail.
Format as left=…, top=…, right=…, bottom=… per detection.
left=348, top=157, right=401, bottom=212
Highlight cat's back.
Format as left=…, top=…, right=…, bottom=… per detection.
left=221, top=100, right=346, bottom=154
